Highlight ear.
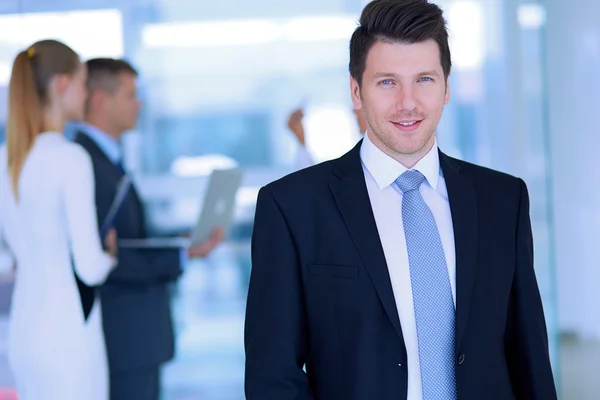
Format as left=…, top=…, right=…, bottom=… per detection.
left=54, top=74, right=71, bottom=95
left=444, top=76, right=451, bottom=105
left=87, top=89, right=102, bottom=109
left=350, top=75, right=363, bottom=110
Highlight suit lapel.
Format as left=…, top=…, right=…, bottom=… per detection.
left=75, top=131, right=147, bottom=237
left=329, top=141, right=404, bottom=340
left=74, top=131, right=122, bottom=179
left=439, top=152, right=478, bottom=351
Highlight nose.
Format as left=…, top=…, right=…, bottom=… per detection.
left=395, top=85, right=417, bottom=112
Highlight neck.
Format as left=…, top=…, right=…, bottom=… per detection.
left=373, top=134, right=436, bottom=169
left=397, top=137, right=435, bottom=169
left=84, top=114, right=121, bottom=140
left=42, top=107, right=65, bottom=133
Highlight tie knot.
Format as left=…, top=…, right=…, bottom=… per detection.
left=395, top=170, right=425, bottom=193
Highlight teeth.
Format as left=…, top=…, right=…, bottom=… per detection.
left=399, top=121, right=416, bottom=126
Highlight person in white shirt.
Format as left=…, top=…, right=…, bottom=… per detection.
left=287, top=106, right=367, bottom=170
left=0, top=40, right=117, bottom=400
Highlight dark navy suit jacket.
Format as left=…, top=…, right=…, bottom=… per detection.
left=244, top=140, right=557, bottom=399
left=75, top=131, right=181, bottom=372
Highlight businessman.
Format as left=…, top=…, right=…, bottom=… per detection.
left=74, top=58, right=222, bottom=400
left=244, top=0, right=558, bottom=399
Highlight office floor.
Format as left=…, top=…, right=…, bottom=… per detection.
left=0, top=245, right=596, bottom=400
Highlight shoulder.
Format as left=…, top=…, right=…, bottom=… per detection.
left=441, top=153, right=527, bottom=216
left=57, top=141, right=94, bottom=172
left=262, top=159, right=339, bottom=200
left=444, top=153, right=524, bottom=189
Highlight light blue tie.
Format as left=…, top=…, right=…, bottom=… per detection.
left=395, top=170, right=457, bottom=399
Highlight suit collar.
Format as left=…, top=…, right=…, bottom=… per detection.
left=73, top=123, right=121, bottom=164
left=332, top=141, right=478, bottom=350
left=75, top=131, right=117, bottom=166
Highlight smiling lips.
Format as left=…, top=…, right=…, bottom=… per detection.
left=391, top=119, right=423, bottom=132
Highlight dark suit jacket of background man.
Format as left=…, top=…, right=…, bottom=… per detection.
left=75, top=132, right=182, bottom=379
left=244, top=140, right=557, bottom=400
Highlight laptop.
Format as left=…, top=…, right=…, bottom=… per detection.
left=118, top=168, right=244, bottom=248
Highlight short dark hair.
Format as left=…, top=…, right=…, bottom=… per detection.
left=349, top=0, right=451, bottom=86
left=85, top=58, right=138, bottom=94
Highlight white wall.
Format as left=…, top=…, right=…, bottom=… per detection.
left=545, top=0, right=600, bottom=339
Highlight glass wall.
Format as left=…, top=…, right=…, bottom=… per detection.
left=0, top=0, right=559, bottom=398
left=434, top=0, right=559, bottom=374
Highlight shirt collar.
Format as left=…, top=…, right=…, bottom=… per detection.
left=75, top=121, right=122, bottom=164
left=360, top=131, right=440, bottom=191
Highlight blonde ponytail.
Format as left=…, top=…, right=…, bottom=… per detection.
left=6, top=50, right=42, bottom=200
left=5, top=40, right=79, bottom=200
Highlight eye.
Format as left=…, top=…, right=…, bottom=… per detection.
left=418, top=77, right=433, bottom=83
left=380, top=79, right=393, bottom=86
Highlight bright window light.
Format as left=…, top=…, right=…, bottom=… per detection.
left=0, top=9, right=124, bottom=60
left=0, top=9, right=123, bottom=85
left=447, top=1, right=485, bottom=71
left=142, top=19, right=279, bottom=48
left=305, top=105, right=359, bottom=162
left=141, top=15, right=359, bottom=48
left=518, top=4, right=546, bottom=30
left=283, top=16, right=358, bottom=42
left=170, top=155, right=238, bottom=177
left=0, top=63, right=11, bottom=86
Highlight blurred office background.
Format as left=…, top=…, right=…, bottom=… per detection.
left=0, top=0, right=598, bottom=398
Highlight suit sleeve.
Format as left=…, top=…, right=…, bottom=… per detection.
left=505, top=179, right=558, bottom=399
left=63, top=147, right=116, bottom=285
left=244, top=187, right=314, bottom=399
left=105, top=246, right=182, bottom=284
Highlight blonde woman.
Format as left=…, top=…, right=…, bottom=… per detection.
left=0, top=40, right=117, bottom=400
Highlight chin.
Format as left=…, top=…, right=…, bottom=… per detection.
left=389, top=136, right=433, bottom=156
left=69, top=112, right=84, bottom=121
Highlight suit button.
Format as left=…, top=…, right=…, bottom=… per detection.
left=457, top=354, right=465, bottom=365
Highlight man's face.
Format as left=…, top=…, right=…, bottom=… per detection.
left=351, top=39, right=450, bottom=164
left=107, top=72, right=140, bottom=134
left=353, top=108, right=367, bottom=134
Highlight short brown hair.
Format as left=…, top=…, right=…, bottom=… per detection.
left=85, top=58, right=138, bottom=94
left=349, top=0, right=452, bottom=86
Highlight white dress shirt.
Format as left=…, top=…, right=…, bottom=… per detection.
left=360, top=132, right=456, bottom=400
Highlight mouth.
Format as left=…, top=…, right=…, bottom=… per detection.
left=391, top=119, right=423, bottom=132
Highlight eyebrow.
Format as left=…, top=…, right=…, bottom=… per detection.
left=371, top=70, right=441, bottom=81
left=417, top=70, right=441, bottom=78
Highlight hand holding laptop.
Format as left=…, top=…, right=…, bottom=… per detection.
left=187, top=226, right=224, bottom=258
left=103, top=228, right=118, bottom=257
left=117, top=168, right=243, bottom=257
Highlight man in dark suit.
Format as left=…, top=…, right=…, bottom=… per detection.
left=74, top=58, right=222, bottom=400
left=244, top=1, right=558, bottom=399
